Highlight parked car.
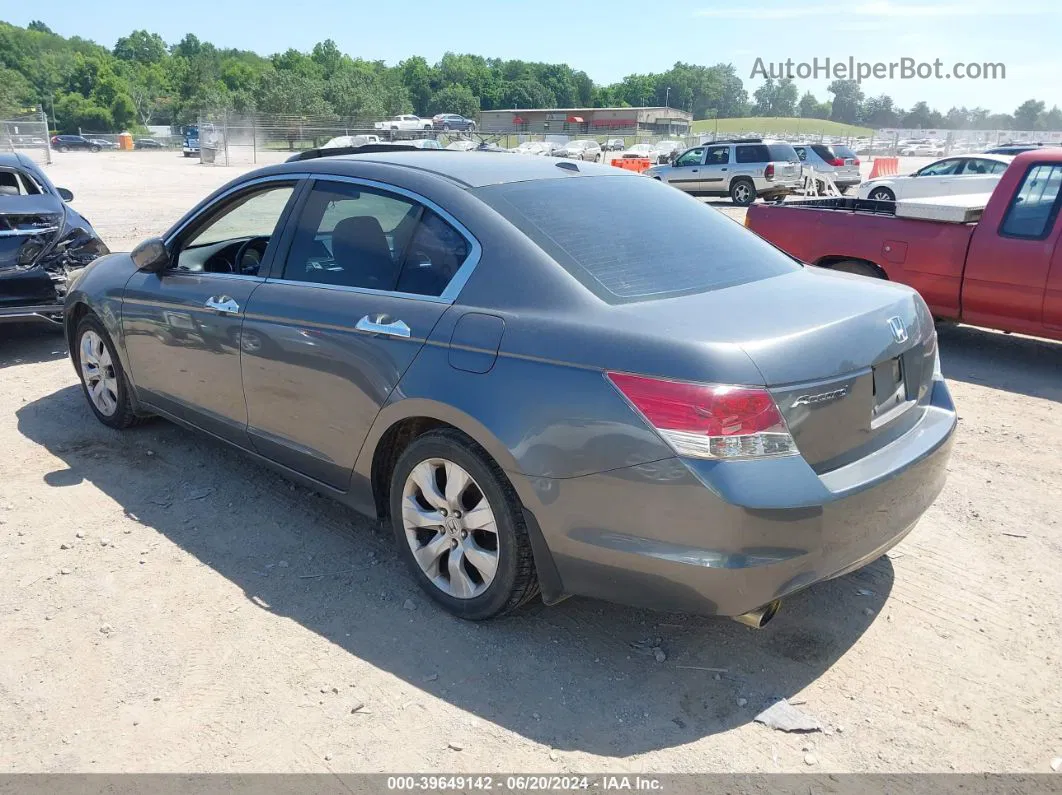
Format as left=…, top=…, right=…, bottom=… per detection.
left=746, top=148, right=1062, bottom=342
left=603, top=138, right=625, bottom=151
left=555, top=140, right=602, bottom=161
left=375, top=115, right=434, bottom=132
left=646, top=138, right=802, bottom=206
left=445, top=140, right=479, bottom=151
left=50, top=135, right=100, bottom=153
left=432, top=114, right=477, bottom=132
left=510, top=141, right=551, bottom=156
left=652, top=140, right=684, bottom=164
left=64, top=149, right=955, bottom=624
left=616, top=143, right=656, bottom=160
left=87, top=138, right=118, bottom=150
left=983, top=142, right=1049, bottom=155
left=793, top=143, right=862, bottom=193
left=0, top=152, right=108, bottom=325
left=900, top=143, right=945, bottom=157
left=134, top=138, right=164, bottom=149
left=323, top=134, right=382, bottom=149
left=401, top=138, right=443, bottom=149
left=856, top=154, right=1012, bottom=202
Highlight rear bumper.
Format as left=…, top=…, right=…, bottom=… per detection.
left=758, top=179, right=802, bottom=195
left=519, top=378, right=956, bottom=616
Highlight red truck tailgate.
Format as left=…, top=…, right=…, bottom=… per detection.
left=746, top=202, right=975, bottom=319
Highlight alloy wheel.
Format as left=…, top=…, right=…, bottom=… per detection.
left=79, top=330, right=119, bottom=416
left=401, top=458, right=500, bottom=599
left=733, top=182, right=752, bottom=203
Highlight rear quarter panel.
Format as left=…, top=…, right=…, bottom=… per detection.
left=746, top=204, right=974, bottom=318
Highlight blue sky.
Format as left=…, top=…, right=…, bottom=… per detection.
left=7, top=0, right=1059, bottom=114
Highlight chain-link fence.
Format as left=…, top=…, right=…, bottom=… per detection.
left=197, top=112, right=452, bottom=166
left=0, top=111, right=51, bottom=165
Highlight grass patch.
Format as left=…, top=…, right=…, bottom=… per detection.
left=691, top=117, right=873, bottom=137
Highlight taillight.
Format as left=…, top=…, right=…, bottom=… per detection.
left=606, top=372, right=798, bottom=460
left=764, top=163, right=775, bottom=180
left=853, top=158, right=861, bottom=165
left=829, top=157, right=844, bottom=166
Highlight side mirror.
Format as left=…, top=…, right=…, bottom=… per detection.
left=57, top=187, right=74, bottom=201
left=131, top=237, right=171, bottom=273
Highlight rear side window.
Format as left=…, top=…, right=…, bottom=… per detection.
left=766, top=143, right=799, bottom=162
left=1000, top=163, right=1062, bottom=239
left=736, top=145, right=769, bottom=163
left=811, top=144, right=835, bottom=161
left=477, top=176, right=800, bottom=304
left=833, top=145, right=857, bottom=159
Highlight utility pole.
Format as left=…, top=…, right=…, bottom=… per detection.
left=665, top=87, right=670, bottom=108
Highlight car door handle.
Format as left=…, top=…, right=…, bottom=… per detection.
left=721, top=168, right=728, bottom=171
left=691, top=169, right=698, bottom=172
left=356, top=315, right=411, bottom=338
left=204, top=296, right=240, bottom=314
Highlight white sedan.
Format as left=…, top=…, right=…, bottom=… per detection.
left=857, top=154, right=1013, bottom=202
left=616, top=143, right=657, bottom=161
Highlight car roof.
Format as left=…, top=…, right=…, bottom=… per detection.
left=0, top=152, right=41, bottom=170
left=271, top=151, right=635, bottom=188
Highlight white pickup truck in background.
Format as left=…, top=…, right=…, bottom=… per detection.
left=374, top=115, right=433, bottom=131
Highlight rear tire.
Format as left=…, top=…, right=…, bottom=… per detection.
left=58, top=145, right=69, bottom=153
left=73, top=315, right=146, bottom=429
left=730, top=178, right=755, bottom=206
left=389, top=429, right=538, bottom=620
left=828, top=259, right=884, bottom=279
left=90, top=145, right=101, bottom=153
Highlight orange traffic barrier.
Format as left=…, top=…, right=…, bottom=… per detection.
left=868, top=157, right=899, bottom=179
left=611, top=157, right=653, bottom=173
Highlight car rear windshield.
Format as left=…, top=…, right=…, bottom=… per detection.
left=475, top=175, right=800, bottom=303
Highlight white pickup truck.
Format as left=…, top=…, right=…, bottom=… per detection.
left=374, top=115, right=433, bottom=132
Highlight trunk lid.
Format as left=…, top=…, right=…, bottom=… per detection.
left=622, top=267, right=937, bottom=472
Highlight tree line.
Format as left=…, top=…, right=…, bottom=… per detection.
left=1, top=20, right=1058, bottom=134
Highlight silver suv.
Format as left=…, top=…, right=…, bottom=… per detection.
left=793, top=143, right=862, bottom=193
left=645, top=138, right=802, bottom=205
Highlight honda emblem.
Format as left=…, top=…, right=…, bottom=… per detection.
left=888, top=316, right=908, bottom=344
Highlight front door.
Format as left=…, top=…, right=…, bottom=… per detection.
left=963, top=161, right=1062, bottom=334
left=700, top=145, right=732, bottom=194
left=121, top=180, right=298, bottom=444
left=667, top=147, right=707, bottom=192
left=242, top=177, right=473, bottom=489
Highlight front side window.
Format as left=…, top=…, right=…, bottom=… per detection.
left=175, top=183, right=295, bottom=275
left=1000, top=163, right=1062, bottom=239
left=917, top=159, right=963, bottom=177
left=675, top=148, right=704, bottom=167
left=282, top=180, right=471, bottom=297
left=794, top=146, right=808, bottom=162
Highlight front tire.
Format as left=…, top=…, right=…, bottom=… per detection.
left=730, top=178, right=755, bottom=206
left=389, top=429, right=538, bottom=620
left=74, top=315, right=145, bottom=429
left=868, top=187, right=895, bottom=202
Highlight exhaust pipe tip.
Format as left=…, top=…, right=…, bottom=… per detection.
left=731, top=599, right=782, bottom=629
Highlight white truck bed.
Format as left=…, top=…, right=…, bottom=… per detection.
left=894, top=193, right=994, bottom=224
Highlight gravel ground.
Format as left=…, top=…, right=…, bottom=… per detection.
left=1, top=151, right=1060, bottom=773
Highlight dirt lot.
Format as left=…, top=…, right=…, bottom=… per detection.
left=1, top=151, right=1061, bottom=773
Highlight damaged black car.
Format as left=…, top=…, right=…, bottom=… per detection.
left=1, top=152, right=108, bottom=326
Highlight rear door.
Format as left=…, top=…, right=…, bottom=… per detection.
left=241, top=176, right=477, bottom=489
left=962, top=160, right=1062, bottom=332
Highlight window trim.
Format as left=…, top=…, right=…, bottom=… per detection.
left=266, top=174, right=482, bottom=305
left=997, top=161, right=1062, bottom=242
left=162, top=173, right=305, bottom=281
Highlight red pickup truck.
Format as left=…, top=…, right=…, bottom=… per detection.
left=746, top=148, right=1062, bottom=342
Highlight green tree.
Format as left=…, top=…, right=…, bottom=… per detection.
left=496, top=79, right=554, bottom=109
left=1042, top=106, right=1062, bottom=130
left=1013, top=99, right=1046, bottom=130
left=255, top=70, right=330, bottom=116
left=827, top=79, right=863, bottom=124
left=427, top=84, right=479, bottom=118
left=113, top=30, right=167, bottom=65
left=860, top=94, right=899, bottom=127
left=27, top=21, right=53, bottom=34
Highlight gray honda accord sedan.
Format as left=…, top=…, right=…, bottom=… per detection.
left=64, top=150, right=956, bottom=623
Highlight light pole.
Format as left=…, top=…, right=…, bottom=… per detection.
left=665, top=87, right=671, bottom=108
